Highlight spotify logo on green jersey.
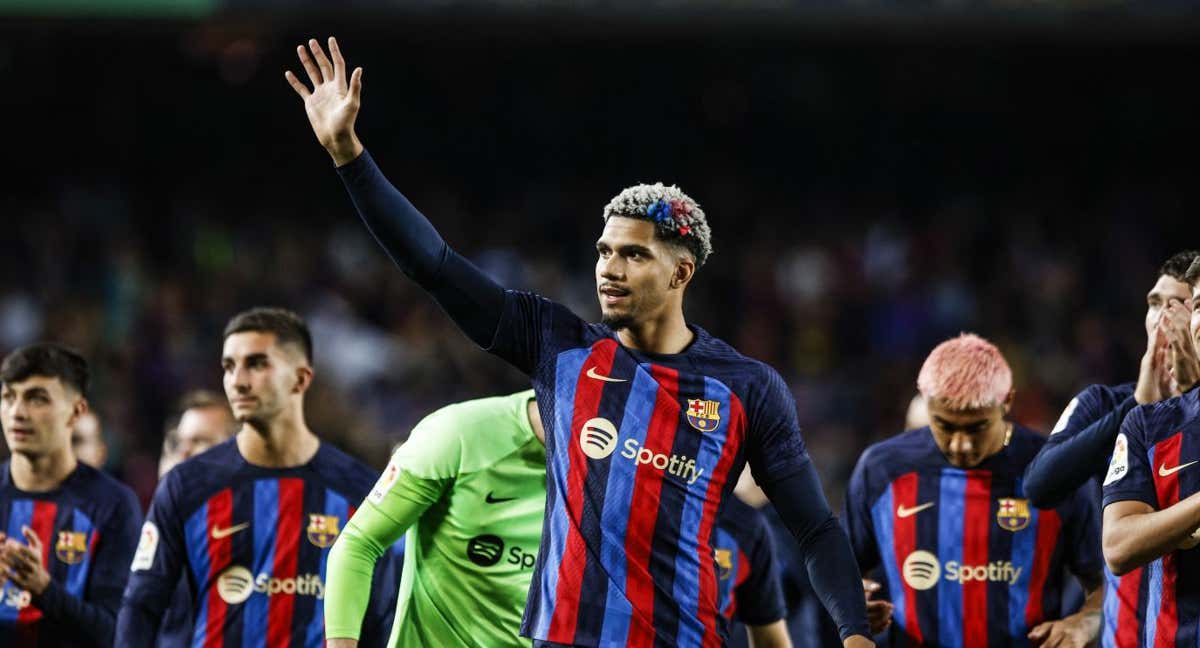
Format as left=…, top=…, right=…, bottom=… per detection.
left=466, top=535, right=538, bottom=570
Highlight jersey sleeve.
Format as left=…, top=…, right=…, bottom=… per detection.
left=743, top=367, right=809, bottom=487
left=1024, top=385, right=1137, bottom=509
left=487, top=290, right=589, bottom=375
left=32, top=486, right=142, bottom=647
left=842, top=447, right=880, bottom=572
left=733, top=512, right=787, bottom=626
left=1101, top=408, right=1158, bottom=510
left=116, top=472, right=189, bottom=645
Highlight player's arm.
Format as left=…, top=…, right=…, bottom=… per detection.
left=285, top=38, right=506, bottom=352
left=1023, top=386, right=1136, bottom=509
left=746, top=620, right=792, bottom=648
left=115, top=475, right=188, bottom=644
left=842, top=449, right=893, bottom=635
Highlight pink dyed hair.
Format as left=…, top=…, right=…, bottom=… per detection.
left=917, top=333, right=1013, bottom=410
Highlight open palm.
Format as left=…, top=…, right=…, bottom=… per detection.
left=285, top=37, right=364, bottom=165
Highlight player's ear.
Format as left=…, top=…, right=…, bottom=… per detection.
left=670, top=253, right=695, bottom=290
left=292, top=365, right=314, bottom=394
left=67, top=397, right=89, bottom=428
left=1001, top=389, right=1015, bottom=415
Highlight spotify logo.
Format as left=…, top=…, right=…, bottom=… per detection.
left=580, top=417, right=618, bottom=460
left=217, top=565, right=254, bottom=604
left=902, top=550, right=941, bottom=591
left=467, top=535, right=505, bottom=567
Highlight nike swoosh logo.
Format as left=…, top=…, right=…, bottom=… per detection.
left=211, top=522, right=250, bottom=540
left=1159, top=461, right=1198, bottom=477
left=586, top=367, right=627, bottom=383
left=896, top=502, right=935, bottom=518
left=485, top=492, right=518, bottom=504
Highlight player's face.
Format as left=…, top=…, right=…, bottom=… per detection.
left=926, top=397, right=1010, bottom=468
left=1146, top=274, right=1191, bottom=337
left=70, top=413, right=107, bottom=468
left=221, top=332, right=306, bottom=429
left=595, top=217, right=681, bottom=330
left=1, top=376, right=85, bottom=458
left=176, top=406, right=235, bottom=460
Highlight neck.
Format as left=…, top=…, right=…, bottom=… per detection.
left=236, top=407, right=319, bottom=468
left=616, top=308, right=693, bottom=355
left=10, top=447, right=77, bottom=492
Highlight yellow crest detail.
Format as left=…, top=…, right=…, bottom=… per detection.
left=686, top=399, right=722, bottom=433
left=306, top=514, right=341, bottom=548
left=996, top=498, right=1031, bottom=532
left=56, top=531, right=89, bottom=564
left=715, top=548, right=734, bottom=580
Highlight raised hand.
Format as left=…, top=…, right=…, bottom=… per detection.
left=285, top=37, right=364, bottom=166
left=1136, top=320, right=1171, bottom=404
left=1160, top=300, right=1200, bottom=393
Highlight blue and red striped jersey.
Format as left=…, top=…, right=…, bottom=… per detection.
left=116, top=439, right=398, bottom=648
left=713, top=496, right=785, bottom=642
left=490, top=292, right=809, bottom=647
left=845, top=425, right=1102, bottom=647
left=0, top=461, right=141, bottom=647
left=1101, top=386, right=1200, bottom=647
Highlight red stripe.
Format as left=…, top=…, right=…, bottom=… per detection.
left=267, top=478, right=306, bottom=648
left=1023, top=509, right=1060, bottom=628
left=14, top=500, right=57, bottom=646
left=695, top=395, right=747, bottom=648
left=1153, top=433, right=1183, bottom=648
left=890, top=472, right=923, bottom=645
left=962, top=471, right=991, bottom=648
left=1114, top=568, right=1144, bottom=648
left=722, top=549, right=752, bottom=621
left=623, top=364, right=682, bottom=648
left=547, top=339, right=618, bottom=643
left=203, top=490, right=233, bottom=648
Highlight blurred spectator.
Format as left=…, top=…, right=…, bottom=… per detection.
left=157, top=390, right=237, bottom=477
left=70, top=411, right=109, bottom=469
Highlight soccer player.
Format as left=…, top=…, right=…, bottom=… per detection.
left=845, top=334, right=1104, bottom=646
left=71, top=412, right=108, bottom=470
left=116, top=307, right=397, bottom=646
left=286, top=37, right=872, bottom=647
left=1100, top=258, right=1200, bottom=647
left=0, top=343, right=142, bottom=647
left=158, top=389, right=237, bottom=478
left=1023, top=250, right=1199, bottom=645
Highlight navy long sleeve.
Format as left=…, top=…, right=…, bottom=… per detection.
left=1023, top=383, right=1136, bottom=509
left=336, top=151, right=505, bottom=348
left=763, top=460, right=870, bottom=641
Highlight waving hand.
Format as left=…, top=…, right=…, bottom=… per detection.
left=285, top=37, right=365, bottom=166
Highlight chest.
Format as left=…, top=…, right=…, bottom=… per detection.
left=1, top=498, right=100, bottom=614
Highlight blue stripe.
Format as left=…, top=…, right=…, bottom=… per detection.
left=307, top=490, right=350, bottom=646
left=713, top=527, right=737, bottom=615
left=0, top=500, right=33, bottom=625
left=242, top=479, right=279, bottom=647
left=937, top=469, right=967, bottom=648
left=870, top=485, right=903, bottom=632
left=64, top=509, right=96, bottom=598
left=534, top=348, right=590, bottom=639
left=1008, top=479, right=1036, bottom=646
left=1144, top=557, right=1162, bottom=647
left=1100, top=568, right=1121, bottom=648
left=184, top=501, right=212, bottom=647
left=671, top=376, right=734, bottom=646
left=597, top=366, right=658, bottom=645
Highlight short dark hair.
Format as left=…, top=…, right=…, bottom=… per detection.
left=0, top=343, right=90, bottom=395
left=222, top=307, right=313, bottom=364
left=1161, top=250, right=1200, bottom=283
left=1184, top=257, right=1200, bottom=288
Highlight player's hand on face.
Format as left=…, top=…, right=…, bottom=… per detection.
left=0, top=527, right=51, bottom=596
left=1162, top=300, right=1200, bottom=392
left=862, top=578, right=893, bottom=634
left=1136, top=323, right=1170, bottom=404
left=284, top=36, right=365, bottom=166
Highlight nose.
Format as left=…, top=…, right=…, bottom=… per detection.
left=598, top=255, right=624, bottom=281
left=230, top=365, right=252, bottom=392
left=948, top=433, right=973, bottom=457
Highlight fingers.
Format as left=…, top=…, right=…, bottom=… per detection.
left=349, top=67, right=363, bottom=105
left=284, top=71, right=311, bottom=99
left=21, top=525, right=40, bottom=550
left=297, top=44, right=323, bottom=86
left=1027, top=620, right=1051, bottom=642
left=329, top=36, right=347, bottom=84
left=307, top=39, right=335, bottom=85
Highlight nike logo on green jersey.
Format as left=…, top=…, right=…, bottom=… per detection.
left=486, top=492, right=518, bottom=504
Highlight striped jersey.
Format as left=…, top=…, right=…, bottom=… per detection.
left=844, top=425, right=1102, bottom=647
left=1101, top=386, right=1200, bottom=647
left=713, top=496, right=785, bottom=637
left=0, top=461, right=141, bottom=647
left=116, top=439, right=398, bottom=647
left=489, top=292, right=810, bottom=647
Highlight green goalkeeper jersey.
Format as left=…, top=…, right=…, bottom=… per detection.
left=325, top=390, right=546, bottom=647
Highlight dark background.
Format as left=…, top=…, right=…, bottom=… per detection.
left=1, top=6, right=1198, bottom=506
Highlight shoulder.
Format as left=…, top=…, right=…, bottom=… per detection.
left=851, top=429, right=935, bottom=490
left=69, top=463, right=140, bottom=521
left=693, top=331, right=791, bottom=410
left=1129, top=388, right=1200, bottom=443
left=311, top=442, right=379, bottom=496
left=719, top=497, right=769, bottom=539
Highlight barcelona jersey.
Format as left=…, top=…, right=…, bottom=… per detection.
left=845, top=425, right=1102, bottom=647
left=1102, top=386, right=1200, bottom=647
left=712, top=496, right=785, bottom=635
left=116, top=439, right=398, bottom=647
left=0, top=461, right=141, bottom=647
left=487, top=292, right=810, bottom=647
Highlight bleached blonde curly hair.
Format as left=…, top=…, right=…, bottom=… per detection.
left=602, top=183, right=713, bottom=267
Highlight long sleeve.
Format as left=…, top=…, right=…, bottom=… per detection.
left=1024, top=385, right=1136, bottom=509
left=33, top=488, right=141, bottom=647
left=116, top=474, right=188, bottom=645
left=336, top=150, right=506, bottom=348
left=763, top=461, right=870, bottom=641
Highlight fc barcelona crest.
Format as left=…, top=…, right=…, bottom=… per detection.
left=686, top=399, right=721, bottom=433
left=55, top=531, right=88, bottom=564
left=306, top=514, right=341, bottom=548
left=714, top=548, right=734, bottom=581
left=996, top=498, right=1031, bottom=532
